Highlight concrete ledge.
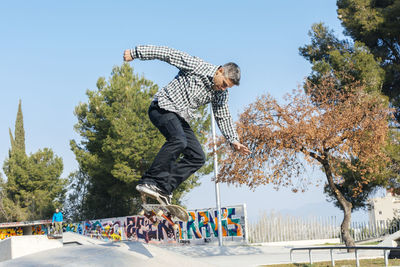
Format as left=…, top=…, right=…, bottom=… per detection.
left=0, top=238, right=11, bottom=262
left=0, top=235, right=63, bottom=262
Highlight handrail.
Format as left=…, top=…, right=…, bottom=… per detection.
left=290, top=246, right=400, bottom=267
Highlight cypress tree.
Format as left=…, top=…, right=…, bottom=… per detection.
left=1, top=101, right=66, bottom=222
left=9, top=100, right=26, bottom=155
left=14, top=100, right=26, bottom=154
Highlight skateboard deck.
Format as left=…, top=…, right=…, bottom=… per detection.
left=47, top=234, right=63, bottom=239
left=47, top=226, right=63, bottom=239
left=142, top=203, right=189, bottom=222
left=139, top=203, right=188, bottom=232
left=138, top=192, right=189, bottom=228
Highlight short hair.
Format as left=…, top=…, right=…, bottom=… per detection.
left=222, top=62, right=241, bottom=86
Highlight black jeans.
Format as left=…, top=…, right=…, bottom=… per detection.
left=140, top=101, right=206, bottom=195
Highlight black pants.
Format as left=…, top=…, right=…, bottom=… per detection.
left=140, top=101, right=206, bottom=195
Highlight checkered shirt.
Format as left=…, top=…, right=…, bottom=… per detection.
left=130, top=45, right=239, bottom=144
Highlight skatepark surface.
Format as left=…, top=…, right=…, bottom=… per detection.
left=0, top=232, right=385, bottom=267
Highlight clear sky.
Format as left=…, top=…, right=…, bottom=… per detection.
left=0, top=1, right=370, bottom=221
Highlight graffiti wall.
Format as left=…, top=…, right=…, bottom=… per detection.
left=180, top=204, right=247, bottom=244
left=0, top=227, right=23, bottom=240
left=0, top=220, right=52, bottom=240
left=32, top=224, right=49, bottom=236
left=65, top=204, right=248, bottom=245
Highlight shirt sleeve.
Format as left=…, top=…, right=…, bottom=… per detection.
left=131, top=45, right=202, bottom=72
left=212, top=92, right=239, bottom=144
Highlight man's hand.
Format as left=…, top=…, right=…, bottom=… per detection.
left=232, top=141, right=250, bottom=155
left=123, top=49, right=133, bottom=62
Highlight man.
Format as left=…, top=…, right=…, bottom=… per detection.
left=52, top=208, right=63, bottom=235
left=123, top=45, right=250, bottom=205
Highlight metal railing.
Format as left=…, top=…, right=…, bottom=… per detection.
left=290, top=246, right=400, bottom=267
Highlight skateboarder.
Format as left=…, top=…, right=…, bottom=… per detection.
left=123, top=45, right=250, bottom=206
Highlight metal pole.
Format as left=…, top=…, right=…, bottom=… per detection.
left=355, top=249, right=359, bottom=267
left=210, top=105, right=223, bottom=246
left=384, top=249, right=388, bottom=267
left=330, top=249, right=335, bottom=267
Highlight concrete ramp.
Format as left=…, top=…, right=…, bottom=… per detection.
left=62, top=232, right=106, bottom=245
left=380, top=230, right=400, bottom=247
left=0, top=235, right=63, bottom=262
left=0, top=239, right=215, bottom=266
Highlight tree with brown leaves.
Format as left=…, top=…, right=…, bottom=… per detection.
left=214, top=75, right=392, bottom=247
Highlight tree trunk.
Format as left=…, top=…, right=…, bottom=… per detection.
left=340, top=202, right=355, bottom=248
left=320, top=156, right=355, bottom=248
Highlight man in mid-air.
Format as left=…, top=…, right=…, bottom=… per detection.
left=123, top=45, right=250, bottom=205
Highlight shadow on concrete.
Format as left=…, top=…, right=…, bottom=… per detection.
left=100, top=241, right=154, bottom=258
left=162, top=244, right=265, bottom=257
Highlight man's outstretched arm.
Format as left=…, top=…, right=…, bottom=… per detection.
left=123, top=45, right=201, bottom=72
left=212, top=98, right=250, bottom=155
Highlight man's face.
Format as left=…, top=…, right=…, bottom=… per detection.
left=56, top=209, right=59, bottom=213
left=213, top=68, right=235, bottom=91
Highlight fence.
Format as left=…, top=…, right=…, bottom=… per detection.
left=350, top=220, right=400, bottom=242
left=248, top=212, right=340, bottom=243
left=248, top=211, right=400, bottom=244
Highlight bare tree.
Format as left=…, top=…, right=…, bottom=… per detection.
left=214, top=75, right=392, bottom=247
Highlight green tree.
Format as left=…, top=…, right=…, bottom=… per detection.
left=1, top=101, right=66, bottom=222
left=27, top=148, right=66, bottom=220
left=323, top=157, right=388, bottom=211
left=337, top=0, right=400, bottom=121
left=299, top=23, right=385, bottom=94
left=70, top=63, right=212, bottom=219
left=64, top=169, right=89, bottom=222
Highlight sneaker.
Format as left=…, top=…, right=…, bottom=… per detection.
left=136, top=183, right=172, bottom=206
left=136, top=183, right=162, bottom=199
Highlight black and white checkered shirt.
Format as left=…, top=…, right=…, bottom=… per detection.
left=130, top=45, right=239, bottom=144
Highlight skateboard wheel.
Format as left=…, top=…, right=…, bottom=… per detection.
left=138, top=210, right=145, bottom=216
left=156, top=210, right=163, bottom=217
left=172, top=224, right=179, bottom=231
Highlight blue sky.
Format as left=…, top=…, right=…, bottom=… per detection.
left=0, top=1, right=370, bottom=221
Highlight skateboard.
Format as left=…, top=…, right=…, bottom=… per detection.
left=47, top=234, right=62, bottom=239
left=138, top=193, right=189, bottom=230
left=47, top=225, right=63, bottom=239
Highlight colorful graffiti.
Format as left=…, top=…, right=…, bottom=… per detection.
left=32, top=224, right=49, bottom=235
left=65, top=204, right=247, bottom=245
left=64, top=218, right=126, bottom=242
left=0, top=205, right=247, bottom=244
left=0, top=227, right=23, bottom=240
left=180, top=206, right=246, bottom=244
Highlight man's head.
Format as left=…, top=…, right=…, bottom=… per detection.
left=213, top=62, right=241, bottom=91
left=56, top=208, right=59, bottom=213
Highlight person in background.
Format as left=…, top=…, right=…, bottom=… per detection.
left=52, top=208, right=63, bottom=235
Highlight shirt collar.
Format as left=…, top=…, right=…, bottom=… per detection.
left=209, top=65, right=222, bottom=88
